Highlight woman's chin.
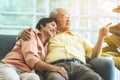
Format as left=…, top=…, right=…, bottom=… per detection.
left=49, top=34, right=54, bottom=38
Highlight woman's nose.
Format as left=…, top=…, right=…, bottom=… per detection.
left=52, top=27, right=56, bottom=32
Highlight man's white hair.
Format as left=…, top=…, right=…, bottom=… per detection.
left=49, top=8, right=67, bottom=18
left=49, top=8, right=58, bottom=18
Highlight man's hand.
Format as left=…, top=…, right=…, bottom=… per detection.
left=19, top=27, right=32, bottom=40
left=99, top=23, right=112, bottom=38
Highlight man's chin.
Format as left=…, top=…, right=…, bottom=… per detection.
left=67, top=25, right=70, bottom=29
left=66, top=29, right=70, bottom=31
left=66, top=27, right=70, bottom=31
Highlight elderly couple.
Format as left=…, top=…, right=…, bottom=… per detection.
left=0, top=8, right=113, bottom=80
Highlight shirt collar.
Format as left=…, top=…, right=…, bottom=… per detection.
left=56, top=30, right=74, bottom=36
left=34, top=29, right=49, bottom=45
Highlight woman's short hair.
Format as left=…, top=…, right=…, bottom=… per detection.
left=36, top=18, right=57, bottom=30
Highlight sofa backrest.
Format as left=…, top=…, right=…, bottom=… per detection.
left=0, top=35, right=17, bottom=60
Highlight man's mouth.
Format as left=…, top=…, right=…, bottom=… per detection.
left=66, top=22, right=70, bottom=25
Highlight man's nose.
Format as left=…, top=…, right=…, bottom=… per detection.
left=66, top=17, right=71, bottom=22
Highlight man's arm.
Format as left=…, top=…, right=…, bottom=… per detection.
left=17, top=27, right=32, bottom=41
left=91, top=23, right=112, bottom=58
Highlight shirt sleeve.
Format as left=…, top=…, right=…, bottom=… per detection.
left=21, top=31, right=40, bottom=69
left=78, top=35, right=93, bottom=58
left=83, top=39, right=94, bottom=58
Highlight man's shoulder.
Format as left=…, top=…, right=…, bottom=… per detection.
left=69, top=31, right=83, bottom=37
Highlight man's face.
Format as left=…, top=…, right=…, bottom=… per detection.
left=55, top=9, right=71, bottom=32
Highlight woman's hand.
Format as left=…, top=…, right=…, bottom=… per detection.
left=51, top=66, right=68, bottom=80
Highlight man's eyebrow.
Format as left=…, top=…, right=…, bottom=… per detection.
left=61, top=14, right=69, bottom=15
left=63, top=14, right=69, bottom=15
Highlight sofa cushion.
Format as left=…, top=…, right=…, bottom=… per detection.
left=89, top=57, right=115, bottom=80
left=0, top=35, right=17, bottom=60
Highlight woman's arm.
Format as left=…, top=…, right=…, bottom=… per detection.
left=34, top=60, right=68, bottom=79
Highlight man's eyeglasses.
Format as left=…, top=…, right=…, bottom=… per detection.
left=61, top=14, right=71, bottom=19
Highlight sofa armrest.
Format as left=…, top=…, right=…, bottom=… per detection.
left=89, top=57, right=115, bottom=80
left=0, top=35, right=17, bottom=60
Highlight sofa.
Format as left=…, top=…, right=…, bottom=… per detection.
left=0, top=34, right=119, bottom=80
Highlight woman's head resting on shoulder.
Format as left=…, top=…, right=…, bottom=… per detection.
left=36, top=18, right=57, bottom=38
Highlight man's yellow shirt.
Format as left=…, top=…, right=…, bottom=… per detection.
left=45, top=31, right=93, bottom=64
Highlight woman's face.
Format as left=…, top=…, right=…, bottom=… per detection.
left=42, top=21, right=57, bottom=38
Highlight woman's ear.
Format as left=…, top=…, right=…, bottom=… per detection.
left=38, top=24, right=44, bottom=31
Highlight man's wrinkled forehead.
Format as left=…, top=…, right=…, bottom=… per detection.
left=57, top=9, right=70, bottom=17
left=57, top=8, right=69, bottom=14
